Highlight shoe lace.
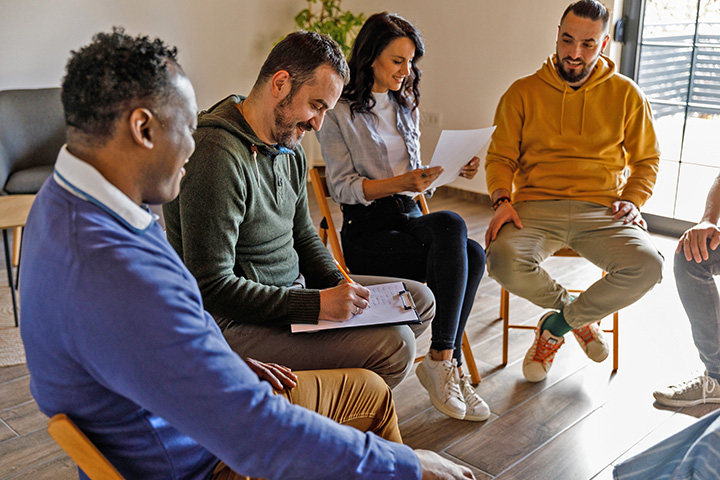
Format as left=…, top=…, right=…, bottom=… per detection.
left=532, top=334, right=563, bottom=366
left=441, top=360, right=463, bottom=401
left=461, top=377, right=482, bottom=408
left=670, top=372, right=717, bottom=402
left=573, top=323, right=599, bottom=346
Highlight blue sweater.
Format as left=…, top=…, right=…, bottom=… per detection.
left=19, top=148, right=420, bottom=480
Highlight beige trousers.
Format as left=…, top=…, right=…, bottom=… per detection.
left=210, top=368, right=402, bottom=480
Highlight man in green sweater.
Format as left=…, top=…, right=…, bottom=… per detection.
left=163, top=31, right=434, bottom=388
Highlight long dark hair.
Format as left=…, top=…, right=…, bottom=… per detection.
left=343, top=12, right=424, bottom=118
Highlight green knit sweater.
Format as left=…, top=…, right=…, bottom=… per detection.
left=163, top=95, right=343, bottom=326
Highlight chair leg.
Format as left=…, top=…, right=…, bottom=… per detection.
left=12, top=227, right=21, bottom=267
left=612, top=311, right=619, bottom=372
left=501, top=287, right=510, bottom=366
left=3, top=230, right=19, bottom=327
left=461, top=332, right=481, bottom=384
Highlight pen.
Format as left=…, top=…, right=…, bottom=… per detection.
left=334, top=259, right=356, bottom=285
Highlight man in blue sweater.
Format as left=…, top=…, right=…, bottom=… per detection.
left=19, top=28, right=473, bottom=480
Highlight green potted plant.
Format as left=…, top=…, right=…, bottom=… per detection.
left=294, top=0, right=365, bottom=57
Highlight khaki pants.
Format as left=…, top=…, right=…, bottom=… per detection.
left=487, top=200, right=664, bottom=328
left=210, top=368, right=402, bottom=479
left=218, top=275, right=434, bottom=389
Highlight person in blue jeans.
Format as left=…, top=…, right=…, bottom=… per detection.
left=653, top=173, right=720, bottom=407
left=614, top=174, right=720, bottom=479
left=316, top=12, right=488, bottom=422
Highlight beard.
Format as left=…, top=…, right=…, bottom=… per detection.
left=273, top=95, right=313, bottom=149
left=556, top=49, right=598, bottom=85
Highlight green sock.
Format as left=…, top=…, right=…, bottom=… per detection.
left=542, top=311, right=572, bottom=337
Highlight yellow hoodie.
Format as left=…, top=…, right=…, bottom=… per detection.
left=485, top=54, right=660, bottom=208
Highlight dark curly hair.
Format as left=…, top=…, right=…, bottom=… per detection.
left=254, top=30, right=349, bottom=101
left=62, top=27, right=181, bottom=141
left=342, top=12, right=424, bottom=119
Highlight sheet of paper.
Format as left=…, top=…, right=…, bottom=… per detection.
left=291, top=281, right=420, bottom=333
left=427, top=126, right=496, bottom=189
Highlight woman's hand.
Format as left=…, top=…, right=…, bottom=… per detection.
left=459, top=156, right=480, bottom=179
left=401, top=166, right=443, bottom=192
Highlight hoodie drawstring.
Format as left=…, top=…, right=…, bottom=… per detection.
left=251, top=145, right=260, bottom=184
left=560, top=86, right=567, bottom=135
left=559, top=85, right=588, bottom=135
left=580, top=90, right=587, bottom=136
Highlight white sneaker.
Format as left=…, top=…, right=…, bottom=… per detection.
left=653, top=372, right=720, bottom=407
left=417, top=356, right=466, bottom=420
left=460, top=375, right=490, bottom=421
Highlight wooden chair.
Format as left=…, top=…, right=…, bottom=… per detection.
left=309, top=167, right=482, bottom=384
left=47, top=414, right=125, bottom=480
left=499, top=247, right=620, bottom=372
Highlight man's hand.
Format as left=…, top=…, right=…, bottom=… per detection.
left=401, top=166, right=443, bottom=192
left=459, top=156, right=480, bottom=180
left=611, top=200, right=645, bottom=227
left=318, top=283, right=371, bottom=321
left=244, top=358, right=298, bottom=390
left=677, top=221, right=720, bottom=263
left=485, top=202, right=523, bottom=247
left=416, top=450, right=475, bottom=479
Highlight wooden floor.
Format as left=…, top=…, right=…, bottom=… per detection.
left=1, top=189, right=718, bottom=479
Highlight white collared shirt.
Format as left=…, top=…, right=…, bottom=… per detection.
left=53, top=146, right=157, bottom=233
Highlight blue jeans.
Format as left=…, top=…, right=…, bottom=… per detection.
left=613, top=409, right=720, bottom=480
left=341, top=198, right=485, bottom=366
left=674, top=247, right=720, bottom=382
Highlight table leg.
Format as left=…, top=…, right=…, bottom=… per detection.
left=3, top=230, right=19, bottom=327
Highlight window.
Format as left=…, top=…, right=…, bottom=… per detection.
left=619, top=0, right=720, bottom=225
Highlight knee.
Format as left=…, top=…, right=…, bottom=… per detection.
left=467, top=238, right=486, bottom=279
left=486, top=237, right=519, bottom=279
left=426, top=211, right=468, bottom=238
left=642, top=249, right=664, bottom=285
left=674, top=249, right=713, bottom=282
left=405, top=279, right=436, bottom=324
left=374, top=327, right=416, bottom=388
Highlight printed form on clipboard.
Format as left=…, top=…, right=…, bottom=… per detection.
left=291, top=281, right=421, bottom=333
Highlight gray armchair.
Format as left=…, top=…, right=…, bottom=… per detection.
left=0, top=88, right=65, bottom=195
left=0, top=88, right=65, bottom=326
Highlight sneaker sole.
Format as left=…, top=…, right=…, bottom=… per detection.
left=463, top=408, right=491, bottom=422
left=653, top=394, right=720, bottom=408
left=416, top=364, right=466, bottom=420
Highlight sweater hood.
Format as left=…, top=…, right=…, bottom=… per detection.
left=536, top=54, right=616, bottom=134
left=197, top=94, right=291, bottom=157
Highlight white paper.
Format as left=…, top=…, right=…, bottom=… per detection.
left=427, top=126, right=496, bottom=189
left=291, top=282, right=420, bottom=333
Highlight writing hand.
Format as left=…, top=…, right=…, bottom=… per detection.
left=319, top=283, right=371, bottom=321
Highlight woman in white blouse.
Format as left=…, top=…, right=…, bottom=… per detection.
left=317, top=12, right=488, bottom=422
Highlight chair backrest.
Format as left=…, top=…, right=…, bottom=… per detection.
left=0, top=88, right=65, bottom=192
left=309, top=167, right=348, bottom=270
left=47, top=414, right=126, bottom=480
left=308, top=166, right=431, bottom=272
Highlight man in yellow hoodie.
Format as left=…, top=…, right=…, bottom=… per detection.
left=484, top=0, right=663, bottom=383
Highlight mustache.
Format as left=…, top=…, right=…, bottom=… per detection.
left=297, top=121, right=313, bottom=132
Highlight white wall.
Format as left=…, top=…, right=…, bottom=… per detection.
left=0, top=0, right=298, bottom=110
left=0, top=0, right=624, bottom=194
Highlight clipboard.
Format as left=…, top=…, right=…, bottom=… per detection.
left=291, top=281, right=422, bottom=333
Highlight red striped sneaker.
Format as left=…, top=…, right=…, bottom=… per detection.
left=523, top=312, right=565, bottom=382
left=572, top=322, right=609, bottom=362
